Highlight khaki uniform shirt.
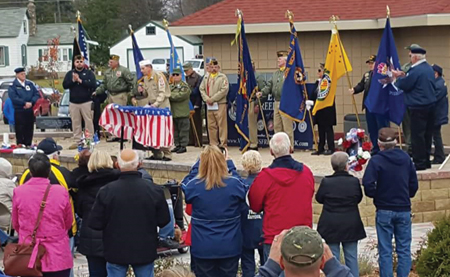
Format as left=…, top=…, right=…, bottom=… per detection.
left=200, top=72, right=229, bottom=104
left=135, top=71, right=171, bottom=109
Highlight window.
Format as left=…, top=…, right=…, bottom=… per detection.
left=63, top=49, right=68, bottom=61
left=21, top=44, right=27, bottom=66
left=58, top=49, right=62, bottom=61
left=146, top=26, right=156, bottom=35
left=152, top=59, right=165, bottom=65
left=41, top=49, right=49, bottom=62
left=0, top=46, right=9, bottom=66
left=23, top=20, right=27, bottom=34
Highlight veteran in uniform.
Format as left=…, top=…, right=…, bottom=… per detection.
left=248, top=61, right=266, bottom=150
left=94, top=55, right=135, bottom=106
left=256, top=50, right=294, bottom=148
left=8, top=67, right=40, bottom=146
left=184, top=62, right=203, bottom=147
left=169, top=68, right=191, bottom=154
left=200, top=59, right=229, bottom=148
left=349, top=54, right=390, bottom=154
left=131, top=59, right=172, bottom=161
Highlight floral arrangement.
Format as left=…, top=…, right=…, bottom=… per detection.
left=77, top=130, right=99, bottom=152
left=338, top=128, right=372, bottom=172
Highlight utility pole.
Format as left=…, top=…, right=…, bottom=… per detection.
left=56, top=0, right=62, bottom=23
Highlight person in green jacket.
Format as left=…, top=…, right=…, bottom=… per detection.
left=169, top=68, right=191, bottom=154
left=256, top=50, right=294, bottom=148
left=248, top=61, right=266, bottom=150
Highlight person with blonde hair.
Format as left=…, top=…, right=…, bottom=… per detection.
left=240, top=150, right=264, bottom=277
left=181, top=146, right=247, bottom=277
left=76, top=150, right=120, bottom=277
left=160, top=266, right=195, bottom=277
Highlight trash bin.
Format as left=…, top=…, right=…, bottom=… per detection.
left=344, top=114, right=367, bottom=133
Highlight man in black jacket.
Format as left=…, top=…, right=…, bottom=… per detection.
left=350, top=55, right=390, bottom=154
left=89, top=149, right=170, bottom=277
left=63, top=55, right=97, bottom=149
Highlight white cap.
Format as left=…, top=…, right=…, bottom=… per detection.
left=139, top=59, right=151, bottom=67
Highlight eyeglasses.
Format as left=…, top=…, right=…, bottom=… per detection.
left=75, top=61, right=83, bottom=64
left=318, top=69, right=322, bottom=72
left=172, top=73, right=180, bottom=76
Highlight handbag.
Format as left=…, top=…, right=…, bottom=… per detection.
left=3, top=183, right=52, bottom=277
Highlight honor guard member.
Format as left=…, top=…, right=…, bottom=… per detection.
left=169, top=68, right=191, bottom=154
left=401, top=44, right=422, bottom=155
left=8, top=67, right=40, bottom=146
left=248, top=61, right=266, bottom=150
left=131, top=59, right=172, bottom=161
left=256, top=50, right=294, bottom=148
left=94, top=54, right=135, bottom=106
left=184, top=62, right=203, bottom=147
left=431, top=64, right=448, bottom=164
left=200, top=58, right=229, bottom=148
left=349, top=54, right=390, bottom=154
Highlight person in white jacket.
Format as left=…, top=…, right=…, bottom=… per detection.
left=0, top=158, right=15, bottom=230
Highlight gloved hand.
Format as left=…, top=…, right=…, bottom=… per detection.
left=306, top=100, right=314, bottom=111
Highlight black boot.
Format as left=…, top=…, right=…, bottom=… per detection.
left=171, top=146, right=181, bottom=153
left=176, top=146, right=187, bottom=154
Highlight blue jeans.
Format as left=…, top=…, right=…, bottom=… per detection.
left=263, top=244, right=285, bottom=277
left=376, top=210, right=412, bottom=277
left=241, top=248, right=264, bottom=277
left=328, top=241, right=359, bottom=277
left=69, top=237, right=75, bottom=277
left=159, top=205, right=175, bottom=239
left=107, top=262, right=154, bottom=277
left=366, top=110, right=390, bottom=153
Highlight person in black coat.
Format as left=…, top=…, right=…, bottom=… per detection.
left=76, top=150, right=120, bottom=277
left=89, top=149, right=170, bottom=276
left=431, top=64, right=448, bottom=164
left=311, top=63, right=336, bottom=155
left=316, top=151, right=366, bottom=277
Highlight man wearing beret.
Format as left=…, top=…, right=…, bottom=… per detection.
left=94, top=54, right=135, bottom=106
left=169, top=68, right=191, bottom=154
left=393, top=46, right=437, bottom=170
left=350, top=54, right=390, bottom=154
left=131, top=59, right=172, bottom=161
left=8, top=67, right=40, bottom=146
left=431, top=64, right=448, bottom=164
left=257, top=51, right=294, bottom=148
left=184, top=62, right=203, bottom=147
left=200, top=59, right=229, bottom=148
left=363, top=127, right=418, bottom=277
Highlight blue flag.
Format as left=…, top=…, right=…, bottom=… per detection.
left=233, top=16, right=257, bottom=152
left=279, top=20, right=307, bottom=122
left=131, top=31, right=144, bottom=82
left=166, top=28, right=186, bottom=81
left=77, top=19, right=89, bottom=67
left=365, top=18, right=405, bottom=125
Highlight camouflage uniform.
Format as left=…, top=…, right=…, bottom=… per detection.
left=169, top=81, right=191, bottom=150
left=95, top=65, right=135, bottom=105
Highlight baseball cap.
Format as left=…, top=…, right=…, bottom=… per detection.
left=378, top=127, right=399, bottom=142
left=37, top=138, right=63, bottom=155
left=405, top=44, right=421, bottom=50
left=281, top=226, right=324, bottom=266
left=366, top=55, right=377, bottom=64
left=183, top=62, right=193, bottom=70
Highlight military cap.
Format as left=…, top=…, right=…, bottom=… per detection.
left=139, top=59, right=151, bottom=67
left=319, top=63, right=325, bottom=70
left=209, top=58, right=219, bottom=66
left=14, top=67, right=25, bottom=74
left=110, top=54, right=120, bottom=61
left=405, top=43, right=421, bottom=50
left=205, top=57, right=216, bottom=64
left=281, top=226, right=324, bottom=267
left=366, top=55, right=377, bottom=64
left=172, top=68, right=182, bottom=74
left=183, top=62, right=193, bottom=70
left=410, top=47, right=426, bottom=55
left=277, top=50, right=288, bottom=57
left=378, top=127, right=399, bottom=142
left=432, top=64, right=443, bottom=76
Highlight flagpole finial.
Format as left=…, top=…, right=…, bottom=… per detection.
left=285, top=10, right=294, bottom=21
left=386, top=6, right=391, bottom=18
left=235, top=9, right=243, bottom=18
left=128, top=24, right=133, bottom=34
left=329, top=15, right=339, bottom=24
left=76, top=10, right=81, bottom=21
left=163, top=19, right=169, bottom=30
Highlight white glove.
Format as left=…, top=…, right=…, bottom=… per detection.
left=306, top=100, right=314, bottom=110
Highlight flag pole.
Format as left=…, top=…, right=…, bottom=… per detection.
left=258, top=97, right=271, bottom=143
left=330, top=15, right=361, bottom=128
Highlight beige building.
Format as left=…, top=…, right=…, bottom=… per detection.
left=171, top=0, right=450, bottom=141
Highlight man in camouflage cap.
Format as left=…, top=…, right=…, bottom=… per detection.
left=254, top=227, right=354, bottom=277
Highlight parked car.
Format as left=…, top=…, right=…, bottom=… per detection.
left=58, top=80, right=104, bottom=117
left=151, top=58, right=170, bottom=72
left=41, top=87, right=60, bottom=98
left=0, top=79, right=14, bottom=99
left=184, top=59, right=205, bottom=76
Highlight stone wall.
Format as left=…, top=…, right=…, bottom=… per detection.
left=3, top=152, right=450, bottom=226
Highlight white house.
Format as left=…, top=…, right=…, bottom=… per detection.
left=0, top=7, right=29, bottom=77
left=0, top=2, right=77, bottom=78
left=110, top=21, right=202, bottom=73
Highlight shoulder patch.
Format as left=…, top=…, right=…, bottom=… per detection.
left=158, top=75, right=166, bottom=90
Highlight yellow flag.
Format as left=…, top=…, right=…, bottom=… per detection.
left=312, top=27, right=352, bottom=115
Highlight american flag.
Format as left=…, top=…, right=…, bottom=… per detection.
left=99, top=104, right=174, bottom=148
left=78, top=19, right=89, bottom=67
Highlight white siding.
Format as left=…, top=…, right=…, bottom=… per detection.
left=110, top=22, right=201, bottom=73
left=0, top=14, right=29, bottom=77
left=27, top=45, right=73, bottom=73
